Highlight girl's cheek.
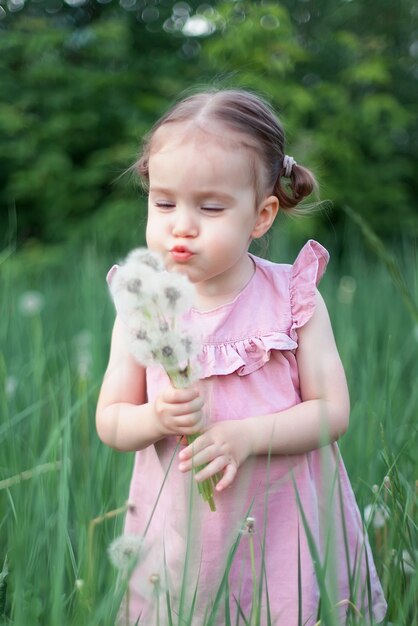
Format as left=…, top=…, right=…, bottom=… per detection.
left=145, top=222, right=157, bottom=249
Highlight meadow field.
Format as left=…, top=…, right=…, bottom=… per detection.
left=1, top=231, right=417, bottom=625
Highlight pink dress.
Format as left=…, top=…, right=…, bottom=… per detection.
left=116, top=240, right=387, bottom=625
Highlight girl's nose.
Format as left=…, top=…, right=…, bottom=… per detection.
left=172, top=209, right=198, bottom=238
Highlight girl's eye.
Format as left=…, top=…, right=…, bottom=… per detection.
left=155, top=202, right=175, bottom=209
left=201, top=206, right=225, bottom=213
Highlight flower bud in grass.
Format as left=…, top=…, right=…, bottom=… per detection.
left=363, top=503, right=390, bottom=529
left=401, top=550, right=417, bottom=576
left=242, top=517, right=256, bottom=535
left=126, top=500, right=136, bottom=514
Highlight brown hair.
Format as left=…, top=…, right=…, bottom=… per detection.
left=135, top=88, right=317, bottom=212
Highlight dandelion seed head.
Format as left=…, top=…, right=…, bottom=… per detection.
left=75, top=578, right=84, bottom=590
left=157, top=271, right=195, bottom=314
left=127, top=278, right=142, bottom=294
left=18, top=290, right=44, bottom=316
left=127, top=248, right=164, bottom=272
left=159, top=320, right=169, bottom=332
left=73, top=329, right=93, bottom=379
left=337, top=275, right=356, bottom=305
left=162, top=345, right=174, bottom=358
left=130, top=338, right=155, bottom=366
left=164, top=286, right=182, bottom=307
left=77, top=351, right=92, bottom=379
left=108, top=535, right=143, bottom=575
left=109, top=258, right=156, bottom=314
left=136, top=329, right=149, bottom=341
left=180, top=336, right=193, bottom=354
left=5, top=375, right=18, bottom=399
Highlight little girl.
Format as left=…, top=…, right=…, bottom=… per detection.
left=96, top=89, right=387, bottom=625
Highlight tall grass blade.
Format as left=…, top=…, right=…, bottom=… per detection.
left=298, top=524, right=303, bottom=626
left=205, top=501, right=255, bottom=626
left=224, top=576, right=231, bottom=626
left=163, top=542, right=174, bottom=626
left=143, top=440, right=181, bottom=538
left=178, top=470, right=195, bottom=621
left=292, top=476, right=335, bottom=624
left=343, top=205, right=418, bottom=324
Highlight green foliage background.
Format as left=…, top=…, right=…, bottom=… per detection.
left=0, top=0, right=417, bottom=254
left=1, top=2, right=418, bottom=624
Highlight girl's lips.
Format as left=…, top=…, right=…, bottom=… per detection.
left=171, top=247, right=194, bottom=262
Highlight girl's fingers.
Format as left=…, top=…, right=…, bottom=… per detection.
left=179, top=434, right=208, bottom=460
left=215, top=464, right=237, bottom=491
left=168, top=397, right=203, bottom=416
left=194, top=455, right=233, bottom=483
left=162, top=385, right=199, bottom=404
left=178, top=443, right=217, bottom=470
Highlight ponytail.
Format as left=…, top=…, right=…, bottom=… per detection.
left=273, top=159, right=318, bottom=212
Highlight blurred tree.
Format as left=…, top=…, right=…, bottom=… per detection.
left=201, top=0, right=418, bottom=239
left=0, top=0, right=416, bottom=249
left=0, top=4, right=206, bottom=249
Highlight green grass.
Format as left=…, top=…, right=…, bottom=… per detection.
left=0, top=232, right=417, bottom=625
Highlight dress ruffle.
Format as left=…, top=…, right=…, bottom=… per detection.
left=198, top=332, right=298, bottom=378
left=290, top=239, right=329, bottom=342
left=198, top=240, right=329, bottom=378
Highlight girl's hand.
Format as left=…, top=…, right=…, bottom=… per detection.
left=154, top=385, right=205, bottom=437
left=178, top=420, right=252, bottom=491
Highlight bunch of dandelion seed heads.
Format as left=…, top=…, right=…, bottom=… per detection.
left=109, top=248, right=200, bottom=386
left=108, top=248, right=220, bottom=510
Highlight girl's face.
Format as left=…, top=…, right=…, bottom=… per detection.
left=146, top=123, right=278, bottom=304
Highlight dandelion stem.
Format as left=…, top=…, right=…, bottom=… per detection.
left=186, top=431, right=219, bottom=511
left=125, top=587, right=130, bottom=626
left=249, top=532, right=258, bottom=625
left=0, top=461, right=62, bottom=490
left=88, top=502, right=130, bottom=590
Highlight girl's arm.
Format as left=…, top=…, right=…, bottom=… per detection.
left=179, top=289, right=350, bottom=489
left=248, top=288, right=350, bottom=455
left=96, top=316, right=204, bottom=451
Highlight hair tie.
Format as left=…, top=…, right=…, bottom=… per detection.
left=283, top=155, right=297, bottom=178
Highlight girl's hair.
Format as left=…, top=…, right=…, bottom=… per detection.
left=135, top=88, right=317, bottom=213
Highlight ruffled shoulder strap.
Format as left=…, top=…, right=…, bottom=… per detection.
left=106, top=264, right=119, bottom=286
left=290, top=239, right=329, bottom=341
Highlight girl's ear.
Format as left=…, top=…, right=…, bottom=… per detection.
left=251, top=196, right=279, bottom=240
